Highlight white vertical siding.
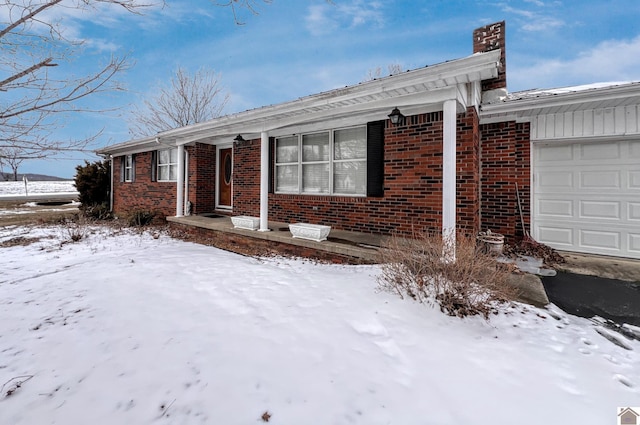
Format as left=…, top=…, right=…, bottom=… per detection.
left=532, top=105, right=640, bottom=140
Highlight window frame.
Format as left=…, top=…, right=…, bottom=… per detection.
left=123, top=155, right=133, bottom=182
left=275, top=125, right=367, bottom=196
left=156, top=148, right=178, bottom=182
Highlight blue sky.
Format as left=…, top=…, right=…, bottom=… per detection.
left=12, top=0, right=640, bottom=178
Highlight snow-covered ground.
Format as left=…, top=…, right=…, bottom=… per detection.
left=0, top=225, right=638, bottom=425
left=0, top=180, right=77, bottom=197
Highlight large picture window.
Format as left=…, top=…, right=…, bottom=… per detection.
left=157, top=148, right=178, bottom=182
left=275, top=126, right=366, bottom=195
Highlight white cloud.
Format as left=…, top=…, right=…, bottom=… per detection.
left=511, top=35, right=640, bottom=90
left=305, top=0, right=384, bottom=36
left=521, top=16, right=564, bottom=31
left=305, top=4, right=338, bottom=36
left=84, top=38, right=120, bottom=52
left=501, top=3, right=565, bottom=32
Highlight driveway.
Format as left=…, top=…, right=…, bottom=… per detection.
left=541, top=272, right=640, bottom=327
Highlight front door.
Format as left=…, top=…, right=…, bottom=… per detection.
left=218, top=147, right=233, bottom=208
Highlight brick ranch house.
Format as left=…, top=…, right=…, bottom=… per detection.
left=98, top=21, right=640, bottom=260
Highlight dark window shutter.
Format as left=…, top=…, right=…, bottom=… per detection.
left=119, top=156, right=125, bottom=182
left=131, top=154, right=136, bottom=182
left=151, top=151, right=157, bottom=182
left=268, top=137, right=275, bottom=193
left=366, top=120, right=385, bottom=197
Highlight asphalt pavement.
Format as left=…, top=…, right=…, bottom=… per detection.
left=541, top=272, right=640, bottom=326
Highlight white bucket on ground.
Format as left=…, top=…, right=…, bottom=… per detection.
left=477, top=231, right=505, bottom=255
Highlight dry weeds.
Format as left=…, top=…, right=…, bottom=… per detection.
left=378, top=231, right=518, bottom=319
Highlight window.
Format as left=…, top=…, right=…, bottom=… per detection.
left=124, top=155, right=133, bottom=182
left=157, top=148, right=178, bottom=182
left=275, top=126, right=367, bottom=195
left=333, top=127, right=366, bottom=194
left=120, top=155, right=134, bottom=182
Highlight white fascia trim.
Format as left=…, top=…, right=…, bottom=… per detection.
left=175, top=87, right=463, bottom=143
left=96, top=137, right=180, bottom=156
left=481, top=83, right=640, bottom=116
left=479, top=114, right=528, bottom=124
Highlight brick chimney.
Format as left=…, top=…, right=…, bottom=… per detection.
left=473, top=21, right=507, bottom=92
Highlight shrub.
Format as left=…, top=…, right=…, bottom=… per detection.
left=377, top=231, right=517, bottom=319
left=74, top=160, right=111, bottom=220
left=127, top=209, right=156, bottom=227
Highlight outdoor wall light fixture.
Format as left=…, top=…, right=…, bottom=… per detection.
left=233, top=134, right=246, bottom=142
left=388, top=107, right=405, bottom=125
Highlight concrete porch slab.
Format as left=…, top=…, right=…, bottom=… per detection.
left=167, top=215, right=384, bottom=263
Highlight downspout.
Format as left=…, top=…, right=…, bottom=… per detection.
left=259, top=131, right=270, bottom=231
left=109, top=155, right=114, bottom=212
left=442, top=99, right=457, bottom=261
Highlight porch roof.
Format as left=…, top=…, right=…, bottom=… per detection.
left=98, top=50, right=501, bottom=156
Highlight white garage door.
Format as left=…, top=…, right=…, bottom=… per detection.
left=533, top=139, right=640, bottom=259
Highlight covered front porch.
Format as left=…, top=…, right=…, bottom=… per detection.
left=166, top=50, right=501, bottom=257
left=167, top=214, right=385, bottom=264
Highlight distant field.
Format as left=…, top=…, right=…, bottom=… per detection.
left=0, top=181, right=79, bottom=226
left=0, top=180, right=77, bottom=196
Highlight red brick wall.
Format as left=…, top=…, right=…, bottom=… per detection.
left=457, top=108, right=481, bottom=234
left=479, top=121, right=531, bottom=241
left=232, top=109, right=481, bottom=237
left=188, top=143, right=216, bottom=215
left=114, top=142, right=217, bottom=218
left=113, top=151, right=176, bottom=218
left=232, top=139, right=261, bottom=215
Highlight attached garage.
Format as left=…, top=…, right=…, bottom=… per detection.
left=533, top=139, right=640, bottom=258
left=481, top=81, right=640, bottom=259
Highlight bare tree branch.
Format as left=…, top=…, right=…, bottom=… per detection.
left=214, top=0, right=272, bottom=25
left=0, top=58, right=57, bottom=90
left=0, top=0, right=154, bottom=164
left=362, top=63, right=404, bottom=82
left=128, top=67, right=230, bottom=138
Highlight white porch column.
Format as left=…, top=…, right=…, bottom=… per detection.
left=176, top=144, right=185, bottom=217
left=259, top=131, right=270, bottom=231
left=183, top=150, right=189, bottom=215
left=442, top=99, right=457, bottom=260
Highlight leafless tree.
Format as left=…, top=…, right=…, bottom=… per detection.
left=0, top=0, right=154, bottom=162
left=128, top=67, right=230, bottom=138
left=0, top=0, right=325, bottom=164
left=1, top=148, right=25, bottom=181
left=363, top=63, right=404, bottom=82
